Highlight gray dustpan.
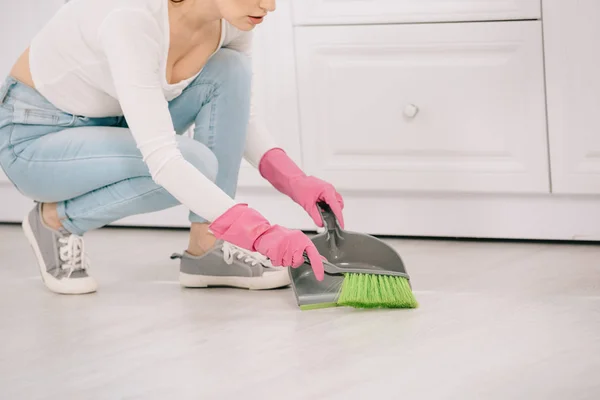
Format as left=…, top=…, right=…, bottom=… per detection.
left=289, top=202, right=413, bottom=310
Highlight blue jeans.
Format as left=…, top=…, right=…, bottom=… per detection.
left=0, top=49, right=251, bottom=235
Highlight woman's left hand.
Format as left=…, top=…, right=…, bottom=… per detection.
left=288, top=175, right=345, bottom=229
left=258, top=148, right=345, bottom=228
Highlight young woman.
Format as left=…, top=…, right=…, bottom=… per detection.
left=0, top=0, right=345, bottom=295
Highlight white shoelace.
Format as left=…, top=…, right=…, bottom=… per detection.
left=221, top=242, right=271, bottom=267
left=58, top=235, right=89, bottom=277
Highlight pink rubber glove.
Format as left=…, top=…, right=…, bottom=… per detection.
left=209, top=204, right=325, bottom=281
left=259, top=148, right=345, bottom=228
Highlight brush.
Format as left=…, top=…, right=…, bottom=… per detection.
left=302, top=255, right=418, bottom=309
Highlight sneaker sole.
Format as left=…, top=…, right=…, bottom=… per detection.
left=22, top=216, right=97, bottom=295
left=179, top=269, right=291, bottom=290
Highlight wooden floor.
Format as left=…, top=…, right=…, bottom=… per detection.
left=1, top=224, right=599, bottom=399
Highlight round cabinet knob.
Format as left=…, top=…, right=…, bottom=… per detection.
left=403, top=104, right=419, bottom=118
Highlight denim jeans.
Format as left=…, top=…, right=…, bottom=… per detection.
left=0, top=49, right=251, bottom=235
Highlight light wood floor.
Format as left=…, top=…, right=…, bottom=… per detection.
left=1, top=224, right=599, bottom=399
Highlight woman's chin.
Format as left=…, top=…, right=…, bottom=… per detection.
left=225, top=18, right=257, bottom=32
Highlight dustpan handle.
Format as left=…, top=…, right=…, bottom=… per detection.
left=316, top=201, right=344, bottom=258
left=316, top=201, right=341, bottom=233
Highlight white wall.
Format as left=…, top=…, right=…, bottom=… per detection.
left=0, top=1, right=64, bottom=77
left=0, top=0, right=64, bottom=183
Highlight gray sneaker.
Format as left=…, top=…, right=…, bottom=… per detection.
left=172, top=240, right=291, bottom=290
left=22, top=203, right=97, bottom=295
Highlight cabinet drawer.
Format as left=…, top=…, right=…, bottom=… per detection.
left=292, top=0, right=540, bottom=26
left=294, top=21, right=549, bottom=193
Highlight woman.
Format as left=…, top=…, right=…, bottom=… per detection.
left=0, top=0, right=345, bottom=295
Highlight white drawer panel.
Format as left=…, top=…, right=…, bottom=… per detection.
left=292, top=0, right=541, bottom=26
left=543, top=0, right=600, bottom=194
left=294, top=21, right=549, bottom=193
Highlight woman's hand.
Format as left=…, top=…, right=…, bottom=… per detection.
left=209, top=204, right=325, bottom=281
left=285, top=175, right=345, bottom=229
left=253, top=225, right=324, bottom=280
left=259, top=148, right=345, bottom=228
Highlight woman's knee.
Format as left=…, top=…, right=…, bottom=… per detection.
left=203, top=48, right=252, bottom=94
left=177, top=136, right=219, bottom=182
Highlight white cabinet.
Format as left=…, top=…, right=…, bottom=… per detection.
left=543, top=0, right=600, bottom=194
left=292, top=0, right=541, bottom=26
left=289, top=0, right=600, bottom=240
left=294, top=21, right=549, bottom=193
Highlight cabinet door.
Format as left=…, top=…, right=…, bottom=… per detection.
left=543, top=0, right=600, bottom=194
left=294, top=21, right=549, bottom=193
left=292, top=0, right=541, bottom=26
left=0, top=0, right=64, bottom=186
left=236, top=0, right=302, bottom=189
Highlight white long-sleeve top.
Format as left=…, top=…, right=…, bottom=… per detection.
left=29, top=0, right=278, bottom=222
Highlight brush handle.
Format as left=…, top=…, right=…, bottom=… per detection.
left=302, top=254, right=411, bottom=279
left=302, top=253, right=339, bottom=274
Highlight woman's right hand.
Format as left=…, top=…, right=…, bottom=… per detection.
left=253, top=225, right=324, bottom=280
left=208, top=204, right=325, bottom=281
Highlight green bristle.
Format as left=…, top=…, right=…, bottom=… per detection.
left=337, top=273, right=418, bottom=309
